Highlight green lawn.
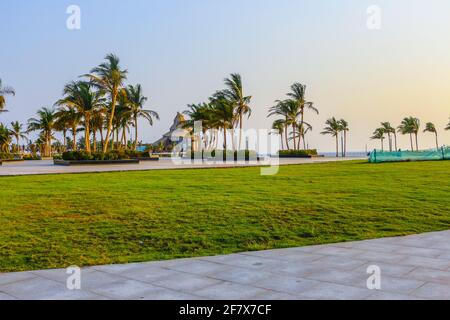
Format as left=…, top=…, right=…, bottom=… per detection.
left=1, top=160, right=449, bottom=272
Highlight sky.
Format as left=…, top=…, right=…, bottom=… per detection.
left=1, top=0, right=450, bottom=152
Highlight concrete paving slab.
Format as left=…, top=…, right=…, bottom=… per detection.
left=2, top=230, right=450, bottom=300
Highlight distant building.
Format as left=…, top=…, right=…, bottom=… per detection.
left=152, top=113, right=186, bottom=150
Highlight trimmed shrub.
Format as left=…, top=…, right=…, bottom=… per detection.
left=186, top=150, right=258, bottom=161
left=62, top=150, right=133, bottom=161
left=0, top=153, right=22, bottom=160
left=278, top=149, right=318, bottom=158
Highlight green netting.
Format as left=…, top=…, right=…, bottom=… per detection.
left=369, top=147, right=450, bottom=163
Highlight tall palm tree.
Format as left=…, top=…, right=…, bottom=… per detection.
left=56, top=107, right=82, bottom=150
left=380, top=122, right=396, bottom=151
left=398, top=117, right=420, bottom=151
left=339, top=119, right=349, bottom=157
left=0, top=79, right=15, bottom=113
left=423, top=122, right=439, bottom=150
left=286, top=83, right=318, bottom=150
left=27, top=107, right=56, bottom=157
left=90, top=110, right=105, bottom=152
left=271, top=119, right=286, bottom=151
left=56, top=81, right=105, bottom=153
left=371, top=128, right=385, bottom=151
left=84, top=53, right=128, bottom=153
left=183, top=103, right=211, bottom=153
left=210, top=92, right=236, bottom=152
left=126, top=84, right=159, bottom=150
left=10, top=121, right=27, bottom=153
left=0, top=123, right=12, bottom=153
left=223, top=74, right=252, bottom=150
left=268, top=100, right=293, bottom=150
left=321, top=117, right=341, bottom=157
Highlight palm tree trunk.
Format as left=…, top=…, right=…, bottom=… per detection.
left=134, top=115, right=138, bottom=150
left=341, top=133, right=344, bottom=157
left=93, top=131, right=97, bottom=152
left=344, top=131, right=347, bottom=157
left=409, top=133, right=413, bottom=151
left=16, top=137, right=20, bottom=154
left=388, top=133, right=392, bottom=152
left=238, top=113, right=243, bottom=151
left=285, top=118, right=289, bottom=150
left=230, top=128, right=235, bottom=151
left=335, top=135, right=339, bottom=157
left=99, top=128, right=104, bottom=151
left=298, top=112, right=304, bottom=150
left=223, top=127, right=227, bottom=151
left=63, top=129, right=67, bottom=151
left=72, top=127, right=77, bottom=150
left=415, top=133, right=419, bottom=151
left=84, top=118, right=91, bottom=153
left=435, top=132, right=439, bottom=150
left=103, top=91, right=118, bottom=153
left=292, top=124, right=296, bottom=151
left=394, top=132, right=398, bottom=151
left=303, top=133, right=306, bottom=150
left=381, top=138, right=384, bottom=152
left=122, top=127, right=127, bottom=150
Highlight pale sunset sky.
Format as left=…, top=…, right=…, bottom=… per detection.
left=1, top=0, right=450, bottom=152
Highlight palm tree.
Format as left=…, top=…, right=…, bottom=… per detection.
left=321, top=117, right=341, bottom=157
left=446, top=118, right=450, bottom=131
left=0, top=123, right=12, bottom=153
left=126, top=84, right=159, bottom=150
left=286, top=83, right=318, bottom=150
left=90, top=110, right=105, bottom=152
left=56, top=107, right=82, bottom=150
left=0, top=79, right=15, bottom=113
left=339, top=119, right=349, bottom=157
left=84, top=53, right=128, bottom=153
left=271, top=119, right=285, bottom=150
left=371, top=128, right=385, bottom=151
left=210, top=92, right=236, bottom=152
left=381, top=122, right=396, bottom=151
left=398, top=117, right=420, bottom=151
left=268, top=100, right=293, bottom=150
left=10, top=121, right=27, bottom=153
left=223, top=74, right=252, bottom=150
left=183, top=103, right=211, bottom=153
left=423, top=122, right=439, bottom=150
left=27, top=107, right=56, bottom=157
left=56, top=81, right=105, bottom=153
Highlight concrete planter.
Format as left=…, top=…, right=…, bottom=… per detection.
left=130, top=157, right=160, bottom=161
left=54, top=159, right=140, bottom=166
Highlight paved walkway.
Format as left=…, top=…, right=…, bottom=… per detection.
left=1, top=231, right=450, bottom=300
left=0, top=157, right=364, bottom=176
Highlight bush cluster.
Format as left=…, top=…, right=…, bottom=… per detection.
left=23, top=155, right=42, bottom=160
left=62, top=150, right=131, bottom=161
left=0, top=153, right=21, bottom=160
left=186, top=150, right=258, bottom=161
left=278, top=149, right=318, bottom=157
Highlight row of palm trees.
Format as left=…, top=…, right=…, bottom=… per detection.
left=321, top=118, right=350, bottom=157
left=182, top=73, right=252, bottom=152
left=371, top=117, right=450, bottom=151
left=1, top=55, right=160, bottom=157
left=268, top=83, right=319, bottom=151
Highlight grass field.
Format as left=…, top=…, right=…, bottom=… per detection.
left=1, top=160, right=449, bottom=272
